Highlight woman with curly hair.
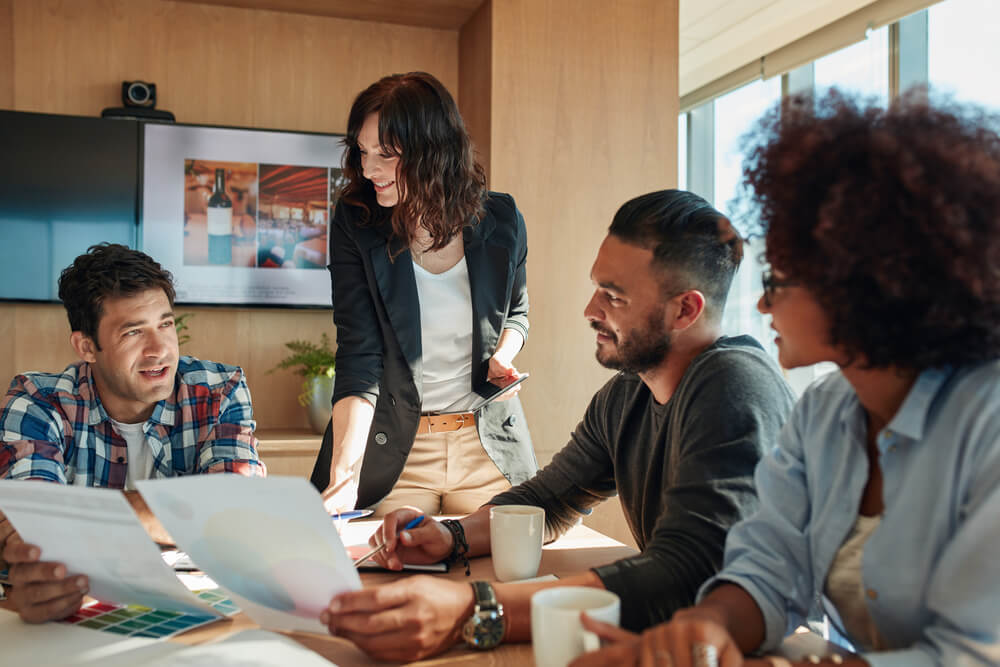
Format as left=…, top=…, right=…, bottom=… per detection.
left=574, top=89, right=1000, bottom=667
left=311, top=72, right=537, bottom=516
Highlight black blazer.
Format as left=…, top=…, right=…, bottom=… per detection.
left=310, top=192, right=538, bottom=509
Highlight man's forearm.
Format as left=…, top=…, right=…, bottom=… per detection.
left=453, top=506, right=493, bottom=557
left=495, top=570, right=605, bottom=641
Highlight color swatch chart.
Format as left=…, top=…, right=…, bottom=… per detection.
left=58, top=589, right=239, bottom=639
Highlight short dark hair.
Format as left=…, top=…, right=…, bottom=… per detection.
left=58, top=244, right=176, bottom=346
left=744, top=88, right=1000, bottom=368
left=340, top=71, right=487, bottom=254
left=609, top=189, right=743, bottom=321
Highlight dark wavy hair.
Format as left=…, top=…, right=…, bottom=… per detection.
left=340, top=72, right=487, bottom=253
left=58, top=243, right=176, bottom=348
left=743, top=88, right=1000, bottom=368
left=609, top=189, right=744, bottom=323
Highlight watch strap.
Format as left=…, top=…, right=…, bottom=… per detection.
left=470, top=580, right=499, bottom=611
left=463, top=581, right=505, bottom=650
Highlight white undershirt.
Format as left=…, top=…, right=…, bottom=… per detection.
left=110, top=418, right=155, bottom=491
left=412, top=256, right=474, bottom=413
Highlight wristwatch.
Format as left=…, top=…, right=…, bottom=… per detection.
left=462, top=581, right=506, bottom=650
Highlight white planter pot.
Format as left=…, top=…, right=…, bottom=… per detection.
left=307, top=374, right=335, bottom=434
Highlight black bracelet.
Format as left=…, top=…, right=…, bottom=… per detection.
left=441, top=519, right=471, bottom=577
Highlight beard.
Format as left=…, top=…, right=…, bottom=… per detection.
left=592, top=307, right=671, bottom=374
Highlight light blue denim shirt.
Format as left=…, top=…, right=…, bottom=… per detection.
left=700, top=363, right=1000, bottom=667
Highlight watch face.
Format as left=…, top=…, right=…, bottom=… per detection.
left=463, top=610, right=505, bottom=650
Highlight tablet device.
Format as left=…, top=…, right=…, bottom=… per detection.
left=439, top=373, right=529, bottom=413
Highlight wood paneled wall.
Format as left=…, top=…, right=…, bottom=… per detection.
left=0, top=0, right=458, bottom=429
left=488, top=0, right=679, bottom=461
left=7, top=0, right=457, bottom=131
left=458, top=1, right=491, bottom=183
left=463, top=0, right=679, bottom=545
left=0, top=1, right=11, bottom=108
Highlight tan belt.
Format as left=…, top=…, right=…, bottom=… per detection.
left=417, top=412, right=476, bottom=434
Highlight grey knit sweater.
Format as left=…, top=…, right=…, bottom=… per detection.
left=490, top=335, right=795, bottom=631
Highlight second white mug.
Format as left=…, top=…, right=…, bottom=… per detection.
left=531, top=586, right=621, bottom=667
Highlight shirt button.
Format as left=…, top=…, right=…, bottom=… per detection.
left=116, top=456, right=125, bottom=463
left=867, top=588, right=878, bottom=600
left=374, top=432, right=388, bottom=445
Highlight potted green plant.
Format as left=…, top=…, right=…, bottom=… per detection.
left=269, top=333, right=336, bottom=434
left=175, top=312, right=194, bottom=347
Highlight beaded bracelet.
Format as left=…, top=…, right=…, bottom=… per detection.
left=441, top=519, right=471, bottom=576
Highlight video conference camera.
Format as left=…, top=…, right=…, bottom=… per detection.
left=102, top=80, right=175, bottom=121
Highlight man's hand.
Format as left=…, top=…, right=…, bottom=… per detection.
left=320, top=575, right=474, bottom=662
left=3, top=536, right=88, bottom=623
left=368, top=508, right=454, bottom=570
left=0, top=510, right=15, bottom=571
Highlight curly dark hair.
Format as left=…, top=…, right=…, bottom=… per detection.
left=340, top=72, right=487, bottom=254
left=743, top=88, right=1000, bottom=368
left=57, top=243, right=176, bottom=348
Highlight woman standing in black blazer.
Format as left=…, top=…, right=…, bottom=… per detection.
left=312, top=72, right=538, bottom=515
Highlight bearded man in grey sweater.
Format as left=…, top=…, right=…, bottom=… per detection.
left=320, top=189, right=796, bottom=662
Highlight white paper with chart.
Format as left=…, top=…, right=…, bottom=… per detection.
left=0, top=481, right=219, bottom=617
left=136, top=475, right=361, bottom=634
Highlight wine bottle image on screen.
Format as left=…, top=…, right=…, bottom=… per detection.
left=207, top=168, right=233, bottom=264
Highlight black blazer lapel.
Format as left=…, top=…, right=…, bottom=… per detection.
left=463, top=215, right=510, bottom=385
left=369, top=240, right=423, bottom=394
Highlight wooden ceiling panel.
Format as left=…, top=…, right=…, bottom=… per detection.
left=259, top=164, right=330, bottom=203
left=172, top=0, right=485, bottom=29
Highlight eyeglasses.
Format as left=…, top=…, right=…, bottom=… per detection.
left=760, top=269, right=798, bottom=307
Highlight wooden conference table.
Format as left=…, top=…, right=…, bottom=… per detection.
left=172, top=518, right=639, bottom=666
left=1, top=518, right=844, bottom=665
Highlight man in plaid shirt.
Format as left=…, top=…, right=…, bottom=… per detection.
left=0, top=243, right=265, bottom=623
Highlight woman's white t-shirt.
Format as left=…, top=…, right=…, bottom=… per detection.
left=412, top=256, right=474, bottom=413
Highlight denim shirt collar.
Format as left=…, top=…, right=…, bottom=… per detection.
left=886, top=366, right=953, bottom=442
left=837, top=366, right=953, bottom=451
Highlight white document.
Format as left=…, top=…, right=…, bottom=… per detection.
left=146, top=629, right=338, bottom=666
left=0, top=481, right=219, bottom=617
left=0, top=608, right=186, bottom=666
left=137, top=475, right=361, bottom=634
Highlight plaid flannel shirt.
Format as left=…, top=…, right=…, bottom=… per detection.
left=0, top=356, right=265, bottom=487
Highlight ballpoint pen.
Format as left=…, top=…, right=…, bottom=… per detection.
left=352, top=515, right=425, bottom=568
left=330, top=509, right=374, bottom=522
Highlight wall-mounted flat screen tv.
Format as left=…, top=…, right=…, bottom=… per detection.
left=141, top=123, right=345, bottom=307
left=0, top=110, right=139, bottom=301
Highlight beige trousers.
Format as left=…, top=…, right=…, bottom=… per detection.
left=373, top=425, right=511, bottom=517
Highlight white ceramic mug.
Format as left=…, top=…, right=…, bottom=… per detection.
left=489, top=504, right=545, bottom=582
left=531, top=587, right=621, bottom=667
